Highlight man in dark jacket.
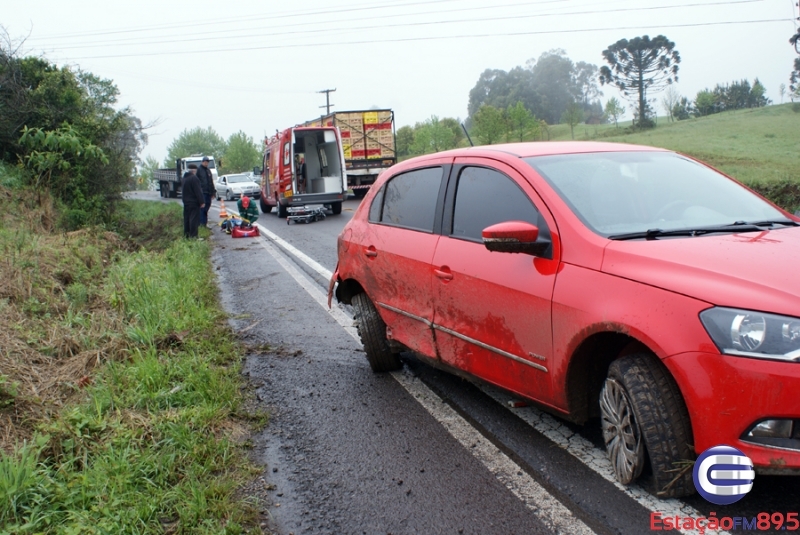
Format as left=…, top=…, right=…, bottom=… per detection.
left=182, top=164, right=205, bottom=238
left=196, top=156, right=216, bottom=228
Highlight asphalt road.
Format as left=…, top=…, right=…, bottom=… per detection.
left=130, top=191, right=799, bottom=535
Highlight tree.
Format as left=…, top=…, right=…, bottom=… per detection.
left=779, top=83, right=786, bottom=104
left=409, top=116, right=456, bottom=155
left=672, top=97, right=692, bottom=120
left=165, top=126, right=226, bottom=167
left=471, top=105, right=506, bottom=145
left=467, top=51, right=602, bottom=128
left=694, top=90, right=717, bottom=116
left=604, top=97, right=625, bottom=127
left=505, top=102, right=537, bottom=142
left=599, top=35, right=680, bottom=128
left=750, top=78, right=768, bottom=107
left=437, top=117, right=466, bottom=147
left=139, top=155, right=161, bottom=189
left=528, top=50, right=578, bottom=124
left=1, top=35, right=146, bottom=225
left=560, top=101, right=583, bottom=140
left=395, top=125, right=414, bottom=158
left=791, top=57, right=800, bottom=95
left=661, top=85, right=680, bottom=122
left=222, top=131, right=261, bottom=174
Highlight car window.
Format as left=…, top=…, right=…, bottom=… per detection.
left=228, top=175, right=249, bottom=183
left=451, top=166, right=543, bottom=242
left=378, top=167, right=443, bottom=232
left=368, top=185, right=385, bottom=223
left=526, top=152, right=786, bottom=236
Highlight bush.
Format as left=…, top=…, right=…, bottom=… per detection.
left=745, top=178, right=800, bottom=214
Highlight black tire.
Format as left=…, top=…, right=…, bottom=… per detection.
left=160, top=183, right=167, bottom=198
left=353, top=188, right=367, bottom=199
left=259, top=196, right=273, bottom=214
left=351, top=293, right=401, bottom=372
left=225, top=190, right=232, bottom=201
left=276, top=197, right=288, bottom=218
left=602, top=354, right=695, bottom=498
left=331, top=202, right=342, bottom=215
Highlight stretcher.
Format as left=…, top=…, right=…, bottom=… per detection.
left=287, top=204, right=327, bottom=225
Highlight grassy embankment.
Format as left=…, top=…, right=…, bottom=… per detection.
left=547, top=104, right=800, bottom=211
left=0, top=164, right=264, bottom=534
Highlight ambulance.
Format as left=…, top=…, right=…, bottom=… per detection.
left=258, top=126, right=348, bottom=217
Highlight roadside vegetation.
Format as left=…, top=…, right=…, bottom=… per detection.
left=0, top=166, right=263, bottom=534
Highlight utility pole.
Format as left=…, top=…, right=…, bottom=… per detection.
left=318, top=88, right=336, bottom=114
left=791, top=1, right=800, bottom=54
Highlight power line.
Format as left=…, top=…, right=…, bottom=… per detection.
left=25, top=0, right=475, bottom=41
left=36, top=0, right=763, bottom=52
left=62, top=18, right=791, bottom=61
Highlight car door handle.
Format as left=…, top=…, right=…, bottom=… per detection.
left=434, top=268, right=453, bottom=281
left=364, top=246, right=378, bottom=258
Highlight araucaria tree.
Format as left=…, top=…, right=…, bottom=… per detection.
left=599, top=35, right=680, bottom=128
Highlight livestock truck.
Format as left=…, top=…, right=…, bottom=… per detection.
left=154, top=155, right=218, bottom=198
left=301, top=109, right=395, bottom=197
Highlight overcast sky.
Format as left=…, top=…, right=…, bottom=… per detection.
left=4, top=0, right=799, bottom=165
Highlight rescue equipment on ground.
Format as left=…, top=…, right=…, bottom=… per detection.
left=287, top=204, right=327, bottom=224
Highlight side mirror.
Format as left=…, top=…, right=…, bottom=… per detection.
left=482, top=221, right=550, bottom=256
left=253, top=167, right=262, bottom=175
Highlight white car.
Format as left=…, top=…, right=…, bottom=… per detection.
left=215, top=173, right=261, bottom=201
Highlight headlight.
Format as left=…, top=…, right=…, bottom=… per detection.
left=700, top=307, right=800, bottom=362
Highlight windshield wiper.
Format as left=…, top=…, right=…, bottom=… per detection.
left=742, top=219, right=799, bottom=228
left=609, top=223, right=766, bottom=241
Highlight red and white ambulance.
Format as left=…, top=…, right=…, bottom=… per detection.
left=258, top=126, right=348, bottom=217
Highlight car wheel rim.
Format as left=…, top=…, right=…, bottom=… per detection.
left=600, top=378, right=644, bottom=484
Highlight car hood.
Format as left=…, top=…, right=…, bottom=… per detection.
left=601, top=227, right=800, bottom=316
left=228, top=181, right=259, bottom=189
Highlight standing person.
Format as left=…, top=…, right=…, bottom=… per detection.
left=182, top=164, right=205, bottom=239
left=196, top=156, right=216, bottom=228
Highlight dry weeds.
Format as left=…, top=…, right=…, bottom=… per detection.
left=0, top=196, right=130, bottom=453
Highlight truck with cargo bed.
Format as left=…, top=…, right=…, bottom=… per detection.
left=301, top=109, right=395, bottom=197
left=155, top=155, right=218, bottom=198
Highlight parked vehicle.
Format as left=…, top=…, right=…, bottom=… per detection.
left=216, top=173, right=261, bottom=201
left=154, top=155, right=218, bottom=198
left=258, top=126, right=347, bottom=217
left=329, top=141, right=800, bottom=498
left=302, top=109, right=395, bottom=198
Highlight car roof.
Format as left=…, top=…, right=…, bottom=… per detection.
left=414, top=141, right=670, bottom=160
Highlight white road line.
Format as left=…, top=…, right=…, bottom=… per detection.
left=257, top=222, right=332, bottom=281
left=249, top=231, right=595, bottom=535
left=393, top=371, right=595, bottom=535
left=254, top=237, right=359, bottom=342
left=216, top=207, right=721, bottom=535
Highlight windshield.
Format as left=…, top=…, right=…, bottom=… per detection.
left=525, top=152, right=786, bottom=237
left=225, top=174, right=250, bottom=183
left=186, top=159, right=215, bottom=169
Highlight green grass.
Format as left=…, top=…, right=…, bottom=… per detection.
left=0, top=194, right=262, bottom=534
left=549, top=104, right=800, bottom=185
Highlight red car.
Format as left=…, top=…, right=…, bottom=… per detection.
left=328, top=142, right=800, bottom=498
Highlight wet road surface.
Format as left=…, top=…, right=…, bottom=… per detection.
left=131, top=191, right=799, bottom=534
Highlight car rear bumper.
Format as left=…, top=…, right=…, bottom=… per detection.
left=664, top=351, right=800, bottom=471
